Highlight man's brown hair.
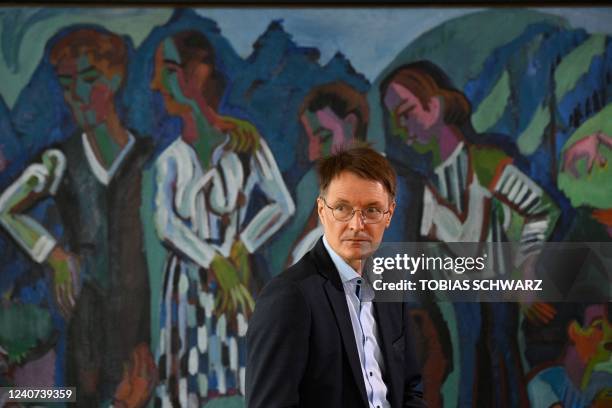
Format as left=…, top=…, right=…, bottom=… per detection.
left=300, top=82, right=369, bottom=140
left=317, top=145, right=396, bottom=199
left=379, top=61, right=471, bottom=127
left=50, top=28, right=127, bottom=81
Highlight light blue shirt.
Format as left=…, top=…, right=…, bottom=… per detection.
left=323, top=236, right=390, bottom=408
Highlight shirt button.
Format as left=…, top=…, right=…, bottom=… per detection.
left=357, top=279, right=362, bottom=284
left=369, top=371, right=373, bottom=376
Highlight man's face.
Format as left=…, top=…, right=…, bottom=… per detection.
left=383, top=82, right=440, bottom=146
left=55, top=53, right=122, bottom=130
left=317, top=171, right=394, bottom=271
left=301, top=107, right=357, bottom=161
left=151, top=38, right=213, bottom=116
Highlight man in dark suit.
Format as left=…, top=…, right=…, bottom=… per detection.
left=246, top=146, right=425, bottom=407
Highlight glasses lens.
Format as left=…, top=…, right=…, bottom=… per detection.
left=364, top=208, right=383, bottom=223
left=333, top=204, right=353, bottom=221
left=324, top=197, right=387, bottom=224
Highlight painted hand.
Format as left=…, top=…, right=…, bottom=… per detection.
left=230, top=239, right=250, bottom=285
left=16, top=163, right=56, bottom=207
left=521, top=302, right=557, bottom=325
left=219, top=116, right=261, bottom=153
left=563, top=131, right=612, bottom=178
left=210, top=253, right=255, bottom=320
left=41, top=149, right=66, bottom=194
left=47, top=246, right=81, bottom=319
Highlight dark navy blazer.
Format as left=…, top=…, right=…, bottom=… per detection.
left=246, top=238, right=426, bottom=408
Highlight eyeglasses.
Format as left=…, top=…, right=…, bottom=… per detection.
left=320, top=197, right=392, bottom=224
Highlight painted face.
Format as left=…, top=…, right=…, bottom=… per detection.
left=55, top=53, right=122, bottom=130
left=151, top=38, right=213, bottom=116
left=569, top=305, right=612, bottom=373
left=301, top=107, right=357, bottom=161
left=317, top=171, right=394, bottom=271
left=383, top=82, right=441, bottom=146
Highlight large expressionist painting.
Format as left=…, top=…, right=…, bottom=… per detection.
left=0, top=6, right=611, bottom=407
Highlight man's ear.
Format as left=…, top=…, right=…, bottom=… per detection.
left=317, top=196, right=326, bottom=224
left=386, top=199, right=396, bottom=228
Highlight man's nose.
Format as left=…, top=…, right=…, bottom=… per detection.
left=348, top=210, right=365, bottom=230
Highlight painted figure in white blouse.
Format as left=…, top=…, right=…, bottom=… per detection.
left=381, top=61, right=560, bottom=407
left=150, top=30, right=294, bottom=406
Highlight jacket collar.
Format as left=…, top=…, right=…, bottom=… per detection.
left=310, top=237, right=369, bottom=407
left=311, top=237, right=344, bottom=290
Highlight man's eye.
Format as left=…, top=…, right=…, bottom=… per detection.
left=334, top=205, right=353, bottom=216
left=366, top=207, right=382, bottom=214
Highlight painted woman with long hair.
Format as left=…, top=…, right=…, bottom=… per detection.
left=150, top=30, right=294, bottom=406
left=380, top=61, right=560, bottom=406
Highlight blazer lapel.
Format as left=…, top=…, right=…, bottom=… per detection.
left=374, top=301, right=403, bottom=408
left=312, top=239, right=369, bottom=408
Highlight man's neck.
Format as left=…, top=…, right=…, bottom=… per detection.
left=350, top=260, right=363, bottom=275
left=322, top=235, right=363, bottom=276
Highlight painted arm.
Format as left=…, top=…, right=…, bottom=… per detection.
left=153, top=147, right=217, bottom=269
left=0, top=149, right=79, bottom=318
left=240, top=138, right=295, bottom=254
left=290, top=224, right=323, bottom=267
left=267, top=168, right=319, bottom=274
left=492, top=163, right=560, bottom=323
left=0, top=150, right=65, bottom=262
left=562, top=131, right=612, bottom=178
left=492, top=163, right=560, bottom=265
